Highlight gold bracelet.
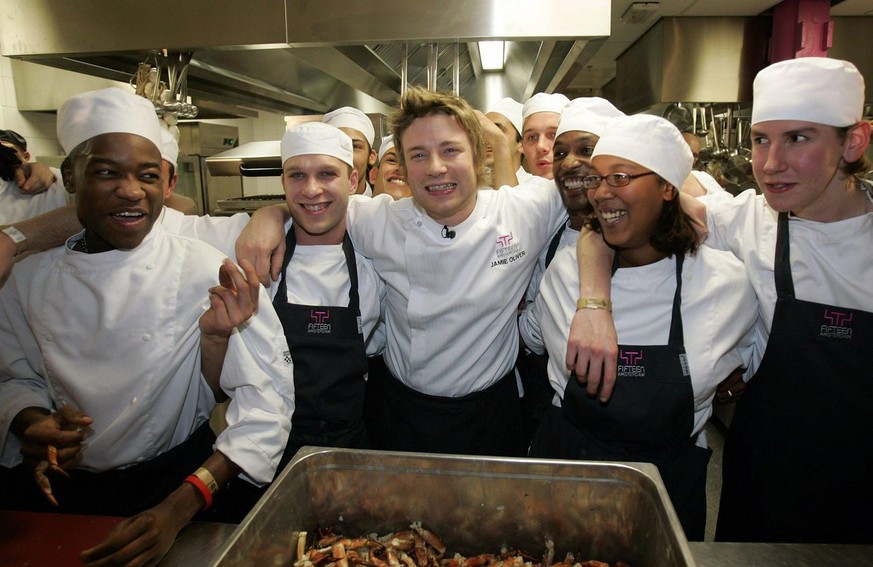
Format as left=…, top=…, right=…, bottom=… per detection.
left=576, top=297, right=612, bottom=312
left=192, top=466, right=219, bottom=495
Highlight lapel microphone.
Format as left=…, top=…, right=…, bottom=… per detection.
left=441, top=225, right=456, bottom=239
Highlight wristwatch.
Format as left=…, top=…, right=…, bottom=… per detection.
left=1, top=226, right=26, bottom=257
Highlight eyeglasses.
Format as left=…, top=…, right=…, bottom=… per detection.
left=581, top=171, right=657, bottom=190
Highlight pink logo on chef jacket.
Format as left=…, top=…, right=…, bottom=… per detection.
left=820, top=308, right=853, bottom=339
left=617, top=349, right=645, bottom=377
left=490, top=232, right=526, bottom=268
left=308, top=309, right=332, bottom=334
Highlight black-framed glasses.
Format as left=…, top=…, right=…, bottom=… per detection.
left=581, top=171, right=657, bottom=190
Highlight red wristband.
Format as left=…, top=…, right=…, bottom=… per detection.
left=184, top=474, right=213, bottom=510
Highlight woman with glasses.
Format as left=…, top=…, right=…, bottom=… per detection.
left=521, top=113, right=757, bottom=540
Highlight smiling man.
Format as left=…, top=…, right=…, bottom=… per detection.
left=369, top=135, right=411, bottom=200
left=269, top=122, right=385, bottom=469
left=518, top=98, right=625, bottom=432
left=0, top=88, right=293, bottom=565
left=239, top=86, right=568, bottom=457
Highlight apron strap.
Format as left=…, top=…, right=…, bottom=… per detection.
left=667, top=253, right=685, bottom=347
left=775, top=212, right=796, bottom=300
left=274, top=227, right=361, bottom=315
left=544, top=222, right=568, bottom=268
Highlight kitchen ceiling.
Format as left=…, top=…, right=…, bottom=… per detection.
left=2, top=0, right=872, bottom=118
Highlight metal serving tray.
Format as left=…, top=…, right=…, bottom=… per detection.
left=214, top=447, right=695, bottom=567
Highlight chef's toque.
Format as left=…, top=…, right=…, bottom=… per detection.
left=522, top=93, right=570, bottom=122
left=322, top=107, right=376, bottom=147
left=486, top=97, right=524, bottom=137
left=593, top=114, right=692, bottom=190
left=281, top=122, right=354, bottom=168
left=557, top=97, right=625, bottom=138
left=752, top=57, right=865, bottom=127
left=58, top=88, right=162, bottom=155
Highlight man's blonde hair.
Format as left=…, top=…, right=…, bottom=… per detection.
left=389, top=86, right=486, bottom=183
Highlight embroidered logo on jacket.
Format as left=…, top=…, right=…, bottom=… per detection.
left=617, top=349, right=645, bottom=377
left=308, top=309, right=332, bottom=334
left=490, top=232, right=526, bottom=268
left=820, top=308, right=853, bottom=339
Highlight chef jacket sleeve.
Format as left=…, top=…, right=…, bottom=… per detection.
left=168, top=211, right=250, bottom=260
left=214, top=286, right=294, bottom=485
left=0, top=276, right=53, bottom=468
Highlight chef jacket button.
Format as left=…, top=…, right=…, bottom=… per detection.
left=416, top=221, right=422, bottom=226
left=146, top=263, right=155, bottom=270
left=131, top=397, right=138, bottom=405
left=143, top=333, right=151, bottom=341
left=44, top=334, right=53, bottom=342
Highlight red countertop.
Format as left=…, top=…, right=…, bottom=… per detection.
left=0, top=510, right=124, bottom=565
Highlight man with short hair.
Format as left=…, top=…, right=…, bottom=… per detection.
left=520, top=92, right=570, bottom=180
left=270, top=122, right=385, bottom=468
left=0, top=88, right=293, bottom=565
left=323, top=106, right=377, bottom=196
left=240, top=86, right=567, bottom=457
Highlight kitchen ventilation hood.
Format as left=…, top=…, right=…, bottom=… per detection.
left=0, top=0, right=610, bottom=117
left=613, top=17, right=770, bottom=114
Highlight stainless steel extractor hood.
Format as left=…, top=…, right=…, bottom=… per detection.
left=0, top=0, right=610, bottom=118
left=613, top=17, right=770, bottom=114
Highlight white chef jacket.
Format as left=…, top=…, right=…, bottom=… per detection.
left=161, top=208, right=385, bottom=356
left=690, top=170, right=726, bottom=195
left=346, top=177, right=567, bottom=396
left=0, top=168, right=69, bottom=225
left=516, top=167, right=533, bottom=184
left=703, top=189, right=873, bottom=376
left=0, top=222, right=294, bottom=485
left=521, top=244, right=757, bottom=439
left=159, top=207, right=251, bottom=259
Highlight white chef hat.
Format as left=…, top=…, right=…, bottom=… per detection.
left=281, top=122, right=354, bottom=168
left=486, top=97, right=524, bottom=137
left=57, top=87, right=162, bottom=155
left=377, top=135, right=396, bottom=163
left=752, top=57, right=865, bottom=127
left=556, top=97, right=626, bottom=138
left=522, top=92, right=570, bottom=122
left=159, top=127, right=179, bottom=168
left=593, top=114, right=692, bottom=190
left=322, top=106, right=376, bottom=147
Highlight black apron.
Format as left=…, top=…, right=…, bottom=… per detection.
left=274, top=230, right=369, bottom=473
left=716, top=213, right=873, bottom=544
left=366, top=368, right=525, bottom=457
left=532, top=254, right=711, bottom=541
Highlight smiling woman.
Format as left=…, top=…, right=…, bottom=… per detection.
left=522, top=113, right=757, bottom=541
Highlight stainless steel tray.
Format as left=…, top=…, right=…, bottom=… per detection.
left=214, top=447, right=695, bottom=567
